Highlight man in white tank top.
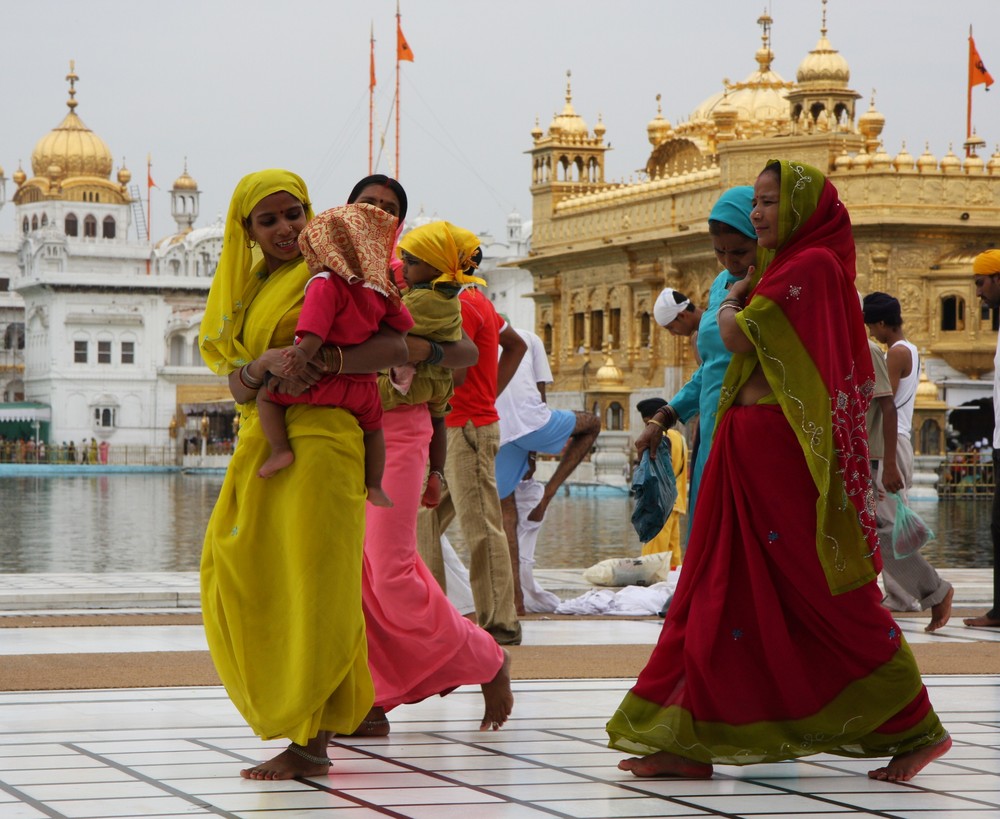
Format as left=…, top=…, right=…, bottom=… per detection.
left=863, top=292, right=954, bottom=631
left=966, top=252, right=1000, bottom=628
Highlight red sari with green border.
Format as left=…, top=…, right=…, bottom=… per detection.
left=607, top=162, right=947, bottom=765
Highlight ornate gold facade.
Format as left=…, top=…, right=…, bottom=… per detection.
left=522, top=10, right=1000, bottom=442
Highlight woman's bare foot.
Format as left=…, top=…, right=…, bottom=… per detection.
left=241, top=738, right=332, bottom=780
left=618, top=751, right=713, bottom=779
left=480, top=649, right=514, bottom=730
left=366, top=487, right=393, bottom=507
left=868, top=735, right=952, bottom=782
left=964, top=613, right=1000, bottom=628
left=926, top=586, right=954, bottom=632
left=348, top=706, right=390, bottom=737
left=258, top=450, right=294, bottom=479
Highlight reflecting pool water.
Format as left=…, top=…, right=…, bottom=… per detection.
left=0, top=474, right=993, bottom=573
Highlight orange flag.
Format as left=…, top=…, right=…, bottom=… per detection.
left=397, top=18, right=414, bottom=62
left=370, top=31, right=377, bottom=90
left=970, top=34, right=994, bottom=90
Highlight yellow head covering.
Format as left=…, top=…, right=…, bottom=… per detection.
left=973, top=249, right=1000, bottom=275
left=396, top=221, right=486, bottom=287
left=200, top=169, right=314, bottom=374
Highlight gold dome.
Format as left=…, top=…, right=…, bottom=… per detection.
left=940, top=144, right=961, bottom=174
left=916, top=142, right=937, bottom=173
left=173, top=167, right=198, bottom=191
left=12, top=164, right=26, bottom=186
left=893, top=142, right=915, bottom=171
left=684, top=14, right=791, bottom=139
left=857, top=94, right=885, bottom=143
left=988, top=145, right=1000, bottom=175
left=547, top=71, right=589, bottom=137
left=647, top=95, right=671, bottom=146
left=117, top=163, right=132, bottom=185
left=796, top=7, right=850, bottom=88
left=834, top=145, right=852, bottom=171
left=31, top=63, right=113, bottom=181
left=871, top=142, right=892, bottom=170
left=595, top=353, right=625, bottom=387
left=530, top=116, right=543, bottom=141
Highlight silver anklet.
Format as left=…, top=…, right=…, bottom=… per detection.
left=286, top=742, right=333, bottom=766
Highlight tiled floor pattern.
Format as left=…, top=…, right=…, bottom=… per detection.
left=0, top=571, right=997, bottom=817
left=0, top=676, right=998, bottom=818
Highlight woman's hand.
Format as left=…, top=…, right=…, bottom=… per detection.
left=726, top=269, right=754, bottom=305
left=405, top=330, right=478, bottom=369
left=635, top=406, right=675, bottom=461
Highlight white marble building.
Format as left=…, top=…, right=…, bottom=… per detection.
left=0, top=66, right=224, bottom=450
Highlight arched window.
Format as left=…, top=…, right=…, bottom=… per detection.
left=605, top=401, right=624, bottom=431
left=40, top=213, right=48, bottom=227
left=169, top=335, right=186, bottom=366
left=543, top=323, right=553, bottom=354
left=102, top=216, right=116, bottom=239
left=31, top=215, right=38, bottom=231
left=940, top=295, right=965, bottom=331
left=65, top=213, right=78, bottom=236
left=639, top=312, right=651, bottom=347
left=920, top=419, right=942, bottom=456
left=83, top=215, right=97, bottom=238
left=21, top=218, right=28, bottom=234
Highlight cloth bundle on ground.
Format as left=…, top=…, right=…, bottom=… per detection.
left=556, top=570, right=681, bottom=616
left=583, top=552, right=671, bottom=587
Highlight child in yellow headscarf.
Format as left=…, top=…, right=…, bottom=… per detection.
left=255, top=203, right=414, bottom=507
left=388, top=221, right=485, bottom=507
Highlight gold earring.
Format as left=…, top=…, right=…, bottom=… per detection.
left=244, top=236, right=257, bottom=249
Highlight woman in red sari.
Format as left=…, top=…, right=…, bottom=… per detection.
left=607, top=160, right=950, bottom=783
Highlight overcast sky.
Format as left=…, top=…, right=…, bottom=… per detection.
left=3, top=0, right=1000, bottom=243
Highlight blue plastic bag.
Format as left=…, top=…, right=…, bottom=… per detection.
left=630, top=440, right=678, bottom=543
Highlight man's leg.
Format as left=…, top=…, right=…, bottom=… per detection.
left=446, top=421, right=521, bottom=645
left=965, top=450, right=1000, bottom=626
left=528, top=411, right=600, bottom=522
left=416, top=470, right=456, bottom=591
left=500, top=494, right=524, bottom=614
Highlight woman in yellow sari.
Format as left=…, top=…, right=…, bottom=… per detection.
left=199, top=169, right=407, bottom=780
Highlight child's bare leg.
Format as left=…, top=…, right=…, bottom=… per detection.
left=364, top=428, right=392, bottom=507
left=257, top=393, right=295, bottom=478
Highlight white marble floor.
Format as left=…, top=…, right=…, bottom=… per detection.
left=0, top=572, right=998, bottom=818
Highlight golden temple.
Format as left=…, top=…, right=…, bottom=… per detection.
left=520, top=7, right=1000, bottom=455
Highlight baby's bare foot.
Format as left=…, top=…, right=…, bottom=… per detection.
left=258, top=450, right=294, bottom=478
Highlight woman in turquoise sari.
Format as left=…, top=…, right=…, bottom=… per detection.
left=608, top=160, right=950, bottom=783
left=199, top=169, right=407, bottom=780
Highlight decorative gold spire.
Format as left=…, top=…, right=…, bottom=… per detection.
left=65, top=60, right=78, bottom=112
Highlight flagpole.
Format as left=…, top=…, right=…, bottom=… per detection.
left=395, top=1, right=401, bottom=176
left=369, top=22, right=375, bottom=175
left=146, top=154, right=153, bottom=275
left=968, top=26, right=974, bottom=157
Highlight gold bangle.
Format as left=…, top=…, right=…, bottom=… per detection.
left=646, top=418, right=666, bottom=430
left=334, top=345, right=344, bottom=376
left=718, top=302, right=741, bottom=313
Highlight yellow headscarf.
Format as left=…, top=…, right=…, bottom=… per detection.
left=200, top=169, right=314, bottom=374
left=396, top=221, right=486, bottom=287
left=973, top=249, right=1000, bottom=275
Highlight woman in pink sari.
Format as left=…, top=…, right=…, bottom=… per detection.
left=607, top=160, right=950, bottom=783
left=345, top=177, right=513, bottom=737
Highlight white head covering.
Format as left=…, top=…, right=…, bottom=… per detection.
left=653, top=288, right=691, bottom=327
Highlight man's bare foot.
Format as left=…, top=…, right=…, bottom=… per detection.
left=241, top=740, right=332, bottom=780
left=258, top=450, right=294, bottom=479
left=867, top=734, right=951, bottom=782
left=347, top=706, right=390, bottom=737
left=618, top=751, right=713, bottom=779
left=926, top=585, right=954, bottom=632
left=367, top=487, right=393, bottom=507
left=526, top=495, right=553, bottom=523
left=480, top=649, right=514, bottom=730
left=964, top=613, right=1000, bottom=628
